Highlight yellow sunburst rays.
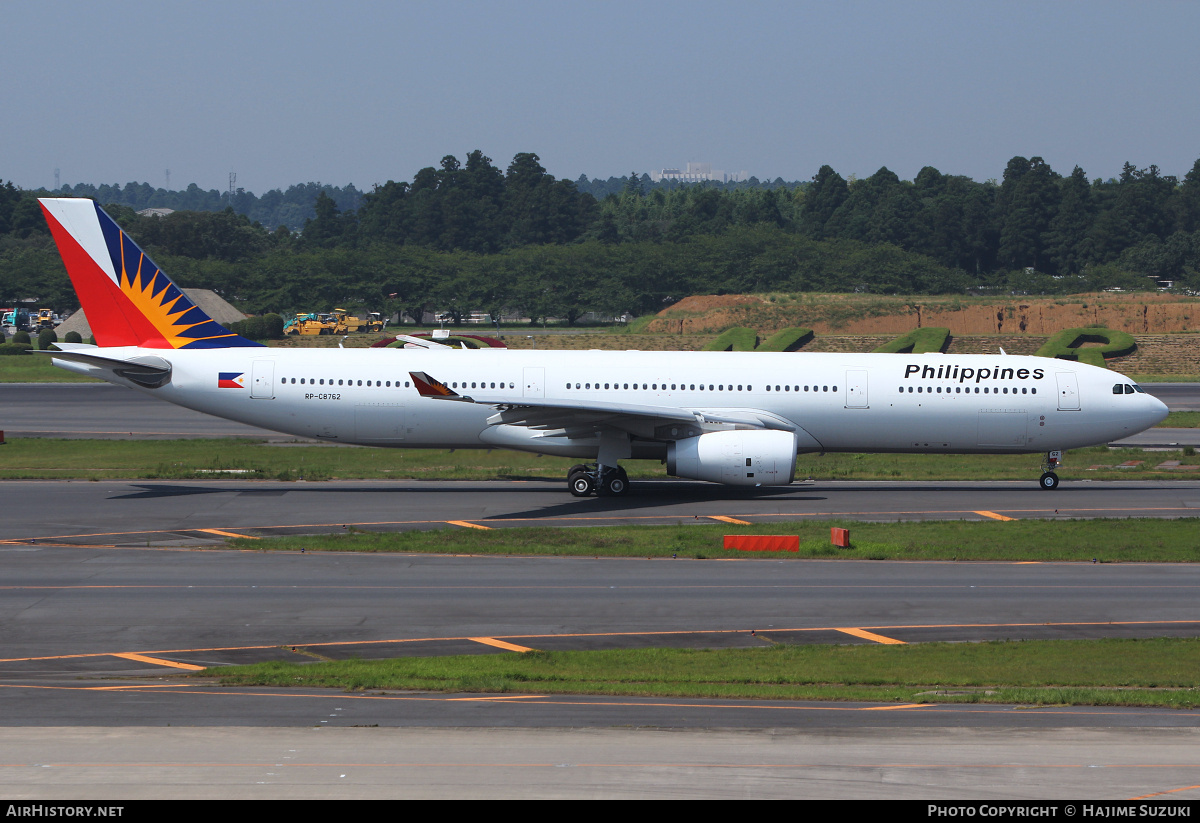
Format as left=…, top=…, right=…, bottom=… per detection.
left=117, top=231, right=212, bottom=348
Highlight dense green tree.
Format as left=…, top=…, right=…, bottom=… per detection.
left=997, top=156, right=1060, bottom=271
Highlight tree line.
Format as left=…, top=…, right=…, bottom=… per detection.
left=4, top=151, right=1200, bottom=322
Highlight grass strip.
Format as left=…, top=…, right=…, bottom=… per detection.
left=2, top=440, right=1198, bottom=481
left=229, top=518, right=1200, bottom=562
left=1158, top=411, right=1200, bottom=428
left=204, top=638, right=1200, bottom=708
left=0, top=356, right=100, bottom=383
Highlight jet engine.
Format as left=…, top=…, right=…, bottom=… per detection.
left=666, top=430, right=798, bottom=486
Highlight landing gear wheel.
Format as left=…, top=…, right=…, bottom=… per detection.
left=1039, top=472, right=1060, bottom=490
left=598, top=467, right=630, bottom=496
left=569, top=468, right=595, bottom=497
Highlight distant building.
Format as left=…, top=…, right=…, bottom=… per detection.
left=136, top=207, right=175, bottom=218
left=650, top=162, right=749, bottom=184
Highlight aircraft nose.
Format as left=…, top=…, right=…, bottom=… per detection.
left=1145, top=394, right=1170, bottom=428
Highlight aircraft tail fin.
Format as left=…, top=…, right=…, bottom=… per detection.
left=38, top=198, right=261, bottom=349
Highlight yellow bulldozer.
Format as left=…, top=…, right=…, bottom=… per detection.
left=332, top=309, right=386, bottom=334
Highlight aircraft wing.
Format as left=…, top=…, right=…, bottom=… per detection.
left=408, top=371, right=793, bottom=435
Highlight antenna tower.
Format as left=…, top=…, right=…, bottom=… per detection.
left=165, top=169, right=171, bottom=189
left=228, top=172, right=237, bottom=208
left=54, top=167, right=60, bottom=190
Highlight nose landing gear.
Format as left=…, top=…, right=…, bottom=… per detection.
left=1039, top=450, right=1062, bottom=490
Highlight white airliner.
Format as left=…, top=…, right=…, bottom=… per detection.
left=37, top=197, right=1168, bottom=495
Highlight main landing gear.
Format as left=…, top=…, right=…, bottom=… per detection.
left=568, top=463, right=629, bottom=497
left=1039, top=450, right=1062, bottom=490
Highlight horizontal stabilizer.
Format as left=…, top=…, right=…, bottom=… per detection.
left=37, top=349, right=172, bottom=388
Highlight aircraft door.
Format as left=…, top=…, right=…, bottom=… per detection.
left=1056, top=372, right=1080, bottom=411
left=251, top=360, right=275, bottom=399
left=845, top=369, right=868, bottom=408
left=523, top=367, right=545, bottom=398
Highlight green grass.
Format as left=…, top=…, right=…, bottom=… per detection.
left=1159, top=411, right=1200, bottom=427
left=204, top=638, right=1200, bottom=708
left=231, top=518, right=1200, bottom=562
left=0, top=355, right=100, bottom=382
left=2, top=440, right=1198, bottom=481
left=1128, top=374, right=1200, bottom=383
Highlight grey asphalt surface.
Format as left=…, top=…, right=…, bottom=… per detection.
left=4, top=543, right=1200, bottom=797
left=4, top=383, right=1200, bottom=798
left=4, top=479, right=1200, bottom=547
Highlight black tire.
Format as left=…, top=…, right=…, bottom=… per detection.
left=1039, top=472, right=1059, bottom=490
left=600, top=467, right=630, bottom=496
left=569, top=470, right=594, bottom=497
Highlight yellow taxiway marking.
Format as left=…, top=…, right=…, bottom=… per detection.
left=975, top=511, right=1017, bottom=521
left=468, top=637, right=535, bottom=653
left=835, top=628, right=906, bottom=645
left=111, top=652, right=205, bottom=671
left=196, top=528, right=260, bottom=540
left=447, top=520, right=492, bottom=530
left=708, top=515, right=753, bottom=525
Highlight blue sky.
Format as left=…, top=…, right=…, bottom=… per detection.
left=5, top=0, right=1199, bottom=193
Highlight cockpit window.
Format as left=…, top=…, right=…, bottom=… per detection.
left=1125, top=384, right=1136, bottom=394
left=1132, top=384, right=1146, bottom=393
left=1113, top=384, right=1124, bottom=395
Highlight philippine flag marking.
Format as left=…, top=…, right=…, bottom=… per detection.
left=218, top=372, right=246, bottom=389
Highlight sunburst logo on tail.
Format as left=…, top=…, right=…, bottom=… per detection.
left=39, top=198, right=261, bottom=349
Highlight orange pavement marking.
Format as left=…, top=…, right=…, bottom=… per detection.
left=196, top=529, right=259, bottom=540
left=834, top=628, right=906, bottom=644
left=447, top=695, right=547, bottom=701
left=111, top=652, right=205, bottom=671
left=448, top=520, right=492, bottom=530
left=708, top=515, right=752, bottom=525
left=468, top=637, right=535, bottom=653
left=975, top=510, right=1017, bottom=521
left=1129, top=784, right=1200, bottom=800
left=861, top=703, right=933, bottom=710
left=6, top=618, right=1200, bottom=665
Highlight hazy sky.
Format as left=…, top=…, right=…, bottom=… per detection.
left=5, top=0, right=1199, bottom=193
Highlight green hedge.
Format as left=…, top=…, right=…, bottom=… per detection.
left=0, top=343, right=33, bottom=356
left=873, top=327, right=950, bottom=354
left=230, top=314, right=285, bottom=340
left=755, top=327, right=814, bottom=352
left=1035, top=327, right=1136, bottom=368
left=11, top=331, right=31, bottom=345
left=37, top=329, right=57, bottom=350
left=702, top=327, right=759, bottom=351
left=63, top=331, right=83, bottom=344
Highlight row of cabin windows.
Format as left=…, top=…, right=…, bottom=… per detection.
left=283, top=377, right=412, bottom=388
left=566, top=382, right=752, bottom=391
left=560, top=382, right=838, bottom=393
left=900, top=385, right=1037, bottom=395
left=450, top=382, right=515, bottom=389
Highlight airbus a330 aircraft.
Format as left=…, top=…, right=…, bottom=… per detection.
left=37, top=197, right=1168, bottom=496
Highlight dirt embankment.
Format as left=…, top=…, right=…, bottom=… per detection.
left=646, top=293, right=1200, bottom=336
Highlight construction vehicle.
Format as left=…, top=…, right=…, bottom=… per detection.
left=33, top=309, right=60, bottom=330
left=283, top=312, right=337, bottom=335
left=332, top=309, right=386, bottom=334
left=2, top=308, right=31, bottom=332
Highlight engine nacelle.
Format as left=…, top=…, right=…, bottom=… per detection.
left=666, top=430, right=797, bottom=486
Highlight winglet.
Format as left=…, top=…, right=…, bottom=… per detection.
left=409, top=371, right=473, bottom=401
